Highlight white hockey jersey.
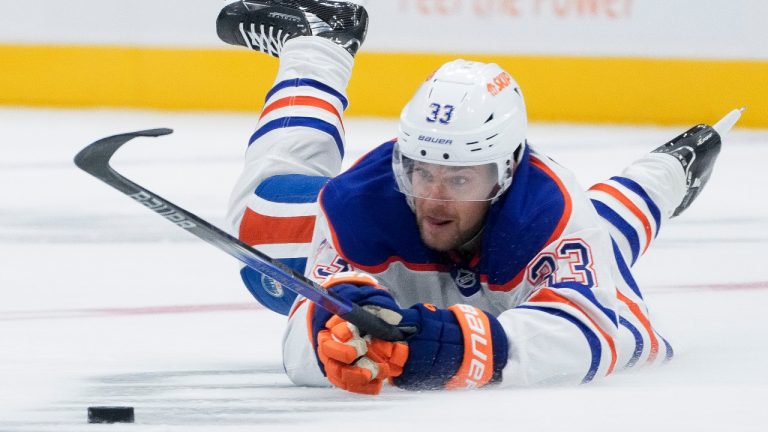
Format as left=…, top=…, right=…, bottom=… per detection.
left=227, top=36, right=685, bottom=390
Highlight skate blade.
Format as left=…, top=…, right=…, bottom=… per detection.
left=713, top=107, right=746, bottom=136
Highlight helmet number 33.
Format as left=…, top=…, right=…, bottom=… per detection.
left=427, top=103, right=455, bottom=124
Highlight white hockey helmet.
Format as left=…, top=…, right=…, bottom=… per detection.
left=393, top=60, right=527, bottom=202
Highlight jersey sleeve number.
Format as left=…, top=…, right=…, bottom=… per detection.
left=527, top=239, right=597, bottom=289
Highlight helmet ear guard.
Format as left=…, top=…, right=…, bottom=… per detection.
left=394, top=60, right=528, bottom=202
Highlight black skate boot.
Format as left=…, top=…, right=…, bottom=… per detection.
left=216, top=0, right=368, bottom=57
left=652, top=124, right=722, bottom=217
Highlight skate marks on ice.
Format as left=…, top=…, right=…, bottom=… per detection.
left=0, top=213, right=209, bottom=243
left=637, top=215, right=768, bottom=295
left=0, top=302, right=264, bottom=322
left=78, top=367, right=352, bottom=425
left=655, top=215, right=768, bottom=247
left=6, top=367, right=408, bottom=430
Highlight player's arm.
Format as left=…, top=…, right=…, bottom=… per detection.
left=285, top=208, right=615, bottom=392
left=315, top=211, right=658, bottom=392
left=283, top=210, right=507, bottom=393
left=498, top=198, right=672, bottom=386
left=497, top=224, right=623, bottom=386
left=316, top=228, right=623, bottom=392
left=281, top=211, right=490, bottom=394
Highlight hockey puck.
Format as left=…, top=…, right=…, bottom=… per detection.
left=87, top=406, right=135, bottom=423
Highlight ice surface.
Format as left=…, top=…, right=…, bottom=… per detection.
left=1, top=107, right=768, bottom=431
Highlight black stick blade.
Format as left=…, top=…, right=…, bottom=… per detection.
left=74, top=128, right=173, bottom=173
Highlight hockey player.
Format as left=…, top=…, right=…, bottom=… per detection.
left=220, top=0, right=727, bottom=394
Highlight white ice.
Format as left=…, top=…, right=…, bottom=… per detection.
left=1, top=107, right=767, bottom=431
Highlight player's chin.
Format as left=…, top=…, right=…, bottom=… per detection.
left=418, top=221, right=462, bottom=252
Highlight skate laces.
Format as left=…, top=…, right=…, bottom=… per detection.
left=238, top=22, right=292, bottom=56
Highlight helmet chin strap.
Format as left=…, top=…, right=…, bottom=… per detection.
left=457, top=225, right=485, bottom=256
left=404, top=192, right=416, bottom=212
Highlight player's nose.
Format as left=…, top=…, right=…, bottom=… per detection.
left=422, top=181, right=453, bottom=201
left=419, top=195, right=453, bottom=217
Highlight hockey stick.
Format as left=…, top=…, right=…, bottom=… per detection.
left=74, top=128, right=406, bottom=341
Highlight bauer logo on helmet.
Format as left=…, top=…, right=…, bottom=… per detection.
left=418, top=135, right=453, bottom=145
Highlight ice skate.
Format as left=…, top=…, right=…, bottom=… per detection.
left=652, top=124, right=722, bottom=217
left=216, top=0, right=369, bottom=57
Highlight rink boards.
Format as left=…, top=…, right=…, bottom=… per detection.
left=1, top=0, right=767, bottom=126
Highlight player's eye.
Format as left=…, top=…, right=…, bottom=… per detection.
left=447, top=176, right=469, bottom=187
left=413, top=166, right=433, bottom=182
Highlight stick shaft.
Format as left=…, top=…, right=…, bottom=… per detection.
left=74, top=128, right=405, bottom=341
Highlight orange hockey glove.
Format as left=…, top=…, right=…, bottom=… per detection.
left=310, top=272, right=408, bottom=395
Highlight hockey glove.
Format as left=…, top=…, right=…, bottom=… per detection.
left=312, top=272, right=508, bottom=392
left=387, top=303, right=509, bottom=390
left=310, top=272, right=409, bottom=395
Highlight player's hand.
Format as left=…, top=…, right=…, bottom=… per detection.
left=387, top=303, right=509, bottom=390
left=311, top=272, right=409, bottom=395
left=335, top=295, right=510, bottom=391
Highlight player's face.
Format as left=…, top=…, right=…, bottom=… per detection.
left=412, top=163, right=496, bottom=251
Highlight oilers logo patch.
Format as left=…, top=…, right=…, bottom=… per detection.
left=260, top=275, right=284, bottom=298
left=451, top=266, right=481, bottom=297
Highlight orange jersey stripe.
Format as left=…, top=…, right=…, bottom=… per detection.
left=616, top=290, right=659, bottom=364
left=530, top=157, right=573, bottom=248
left=239, top=208, right=315, bottom=246
left=260, top=95, right=344, bottom=129
left=489, top=156, right=573, bottom=292
left=589, top=183, right=653, bottom=255
left=530, top=288, right=618, bottom=375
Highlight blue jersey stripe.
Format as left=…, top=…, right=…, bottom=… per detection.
left=591, top=199, right=640, bottom=264
left=619, top=317, right=644, bottom=368
left=266, top=78, right=349, bottom=110
left=249, top=117, right=344, bottom=158
left=548, top=281, right=618, bottom=326
left=658, top=333, right=675, bottom=362
left=611, top=238, right=644, bottom=299
left=255, top=174, right=328, bottom=204
left=610, top=176, right=662, bottom=237
left=517, top=305, right=602, bottom=384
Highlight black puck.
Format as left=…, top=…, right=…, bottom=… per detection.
left=87, top=406, right=135, bottom=423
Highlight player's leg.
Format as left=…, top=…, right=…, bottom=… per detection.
left=593, top=126, right=721, bottom=370
left=220, top=0, right=368, bottom=314
left=587, top=125, right=722, bottom=268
